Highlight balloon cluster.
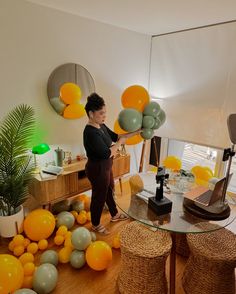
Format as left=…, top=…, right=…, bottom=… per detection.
left=115, top=85, right=166, bottom=144
left=50, top=82, right=86, bottom=119
left=0, top=193, right=115, bottom=293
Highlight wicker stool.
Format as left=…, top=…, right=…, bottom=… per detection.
left=118, top=221, right=172, bottom=294
left=182, top=225, right=236, bottom=294
left=176, top=234, right=190, bottom=257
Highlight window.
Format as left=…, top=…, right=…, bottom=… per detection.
left=168, top=139, right=219, bottom=174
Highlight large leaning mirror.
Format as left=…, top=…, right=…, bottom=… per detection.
left=47, top=63, right=95, bottom=119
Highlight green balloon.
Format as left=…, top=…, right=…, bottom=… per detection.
left=142, top=115, right=155, bottom=129
left=33, top=263, right=58, bottom=294
left=141, top=128, right=154, bottom=140
left=152, top=117, right=161, bottom=130
left=51, top=200, right=71, bottom=214
left=71, top=227, right=92, bottom=251
left=50, top=97, right=66, bottom=115
left=71, top=200, right=85, bottom=212
left=118, top=108, right=142, bottom=132
left=90, top=231, right=97, bottom=241
left=56, top=211, right=75, bottom=229
left=143, top=102, right=161, bottom=117
left=40, top=250, right=59, bottom=266
left=70, top=250, right=86, bottom=269
left=14, top=289, right=37, bottom=294
left=157, top=109, right=166, bottom=126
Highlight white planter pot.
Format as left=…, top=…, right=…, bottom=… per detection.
left=0, top=205, right=24, bottom=238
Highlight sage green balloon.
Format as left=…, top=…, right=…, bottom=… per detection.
left=40, top=250, right=59, bottom=266
left=152, top=117, right=161, bottom=130
left=143, top=101, right=161, bottom=118
left=142, top=115, right=155, bottom=129
left=51, top=199, right=70, bottom=214
left=157, top=109, right=166, bottom=126
left=56, top=211, right=75, bottom=229
left=50, top=97, right=66, bottom=115
left=118, top=108, right=142, bottom=132
left=33, top=263, right=58, bottom=294
left=71, top=227, right=92, bottom=251
left=90, top=231, right=97, bottom=241
left=141, top=128, right=154, bottom=140
left=70, top=250, right=86, bottom=269
left=14, top=289, right=37, bottom=294
left=71, top=200, right=85, bottom=212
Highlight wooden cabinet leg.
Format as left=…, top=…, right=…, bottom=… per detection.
left=119, top=178, right=123, bottom=194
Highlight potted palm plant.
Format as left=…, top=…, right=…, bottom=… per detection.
left=0, top=104, right=35, bottom=237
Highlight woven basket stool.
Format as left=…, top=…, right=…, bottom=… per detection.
left=176, top=234, right=190, bottom=257
left=117, top=221, right=172, bottom=294
left=182, top=224, right=236, bottom=294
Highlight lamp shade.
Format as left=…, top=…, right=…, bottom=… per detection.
left=32, top=143, right=50, bottom=155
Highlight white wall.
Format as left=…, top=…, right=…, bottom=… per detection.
left=0, top=0, right=151, bottom=172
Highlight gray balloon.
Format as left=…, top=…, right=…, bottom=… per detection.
left=40, top=250, right=59, bottom=266
left=70, top=250, right=86, bottom=269
left=51, top=200, right=71, bottom=214
left=14, top=289, right=37, bottom=294
left=118, top=108, right=142, bottom=132
left=143, top=102, right=161, bottom=118
left=90, top=231, right=97, bottom=241
left=152, top=117, right=161, bottom=130
left=71, top=227, right=92, bottom=250
left=33, top=263, right=58, bottom=294
left=50, top=97, right=66, bottom=115
left=141, top=128, right=154, bottom=140
left=142, top=115, right=155, bottom=129
left=56, top=211, right=75, bottom=229
left=71, top=200, right=85, bottom=212
left=157, top=109, right=166, bottom=126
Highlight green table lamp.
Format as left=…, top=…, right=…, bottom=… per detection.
left=32, top=143, right=50, bottom=173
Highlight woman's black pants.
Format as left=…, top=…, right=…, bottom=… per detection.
left=85, top=158, right=118, bottom=226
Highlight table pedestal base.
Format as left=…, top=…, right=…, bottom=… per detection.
left=183, top=199, right=230, bottom=220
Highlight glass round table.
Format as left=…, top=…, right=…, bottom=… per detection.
left=115, top=172, right=236, bottom=294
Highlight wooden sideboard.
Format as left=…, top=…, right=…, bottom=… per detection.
left=29, top=154, right=130, bottom=205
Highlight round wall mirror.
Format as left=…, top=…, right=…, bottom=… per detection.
left=47, top=63, right=95, bottom=119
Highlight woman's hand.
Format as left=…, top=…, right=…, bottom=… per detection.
left=118, top=137, right=126, bottom=145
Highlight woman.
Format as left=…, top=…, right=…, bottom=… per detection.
left=83, top=93, right=140, bottom=234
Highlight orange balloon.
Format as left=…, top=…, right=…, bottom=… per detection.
left=114, top=119, right=126, bottom=135
left=24, top=209, right=56, bottom=241
left=113, top=119, right=143, bottom=145
left=163, top=156, right=182, bottom=171
left=126, top=134, right=143, bottom=145
left=63, top=104, right=86, bottom=119
left=121, top=85, right=150, bottom=112
left=86, top=241, right=112, bottom=271
left=0, top=254, right=24, bottom=293
left=191, top=166, right=213, bottom=182
left=60, top=83, right=82, bottom=104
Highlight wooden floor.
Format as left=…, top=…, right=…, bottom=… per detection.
left=0, top=180, right=189, bottom=294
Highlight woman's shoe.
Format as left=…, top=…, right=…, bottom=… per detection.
left=92, top=224, right=110, bottom=235
left=111, top=213, right=129, bottom=222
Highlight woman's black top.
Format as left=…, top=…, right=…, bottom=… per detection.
left=83, top=124, right=118, bottom=161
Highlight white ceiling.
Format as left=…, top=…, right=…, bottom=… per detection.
left=27, top=0, right=236, bottom=35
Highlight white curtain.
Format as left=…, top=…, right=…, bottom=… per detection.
left=149, top=22, right=236, bottom=149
